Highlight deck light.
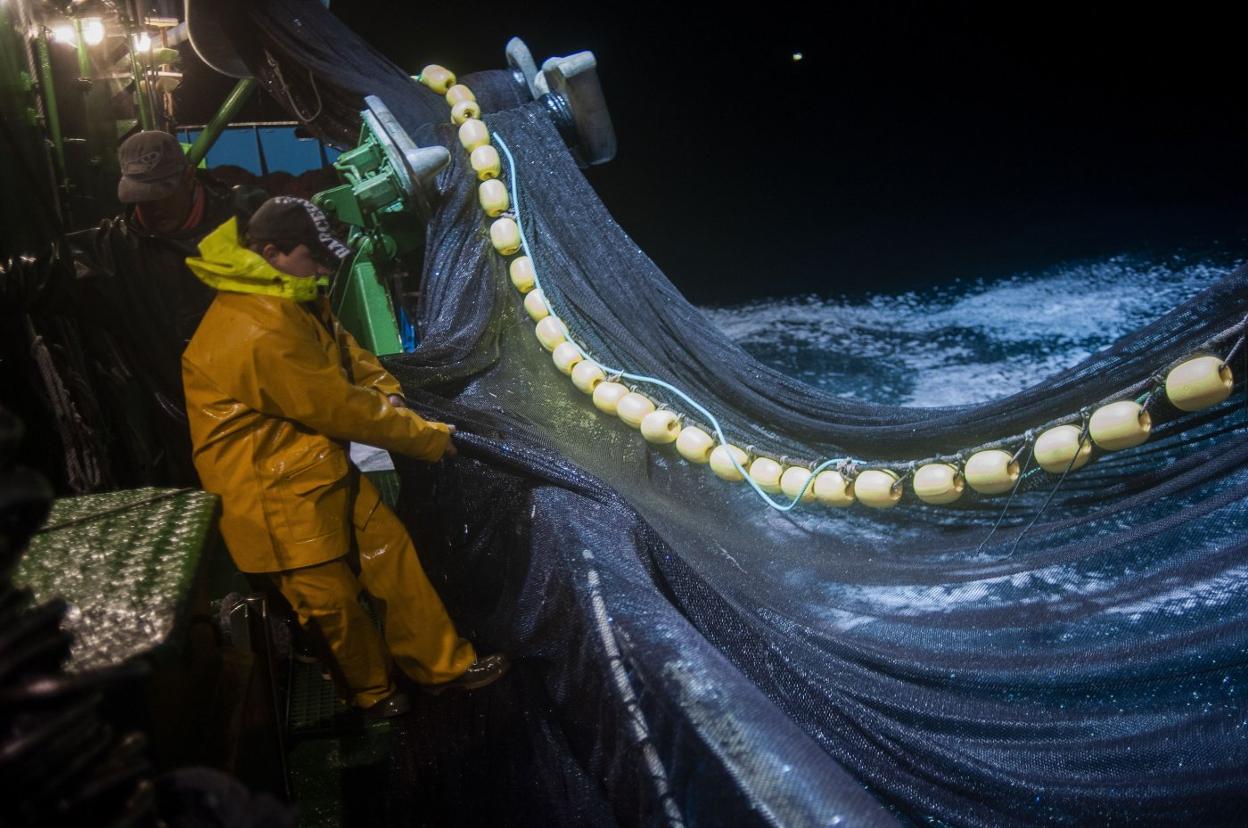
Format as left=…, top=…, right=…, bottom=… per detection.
left=81, top=18, right=104, bottom=46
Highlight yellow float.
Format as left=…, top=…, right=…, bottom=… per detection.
left=748, top=457, right=784, bottom=494
left=478, top=179, right=509, bottom=217
left=470, top=145, right=502, bottom=180
left=571, top=360, right=605, bottom=394
left=964, top=450, right=1019, bottom=495
left=675, top=427, right=715, bottom=464
left=640, top=410, right=681, bottom=444
left=813, top=470, right=854, bottom=507
left=1033, top=425, right=1092, bottom=473
left=592, top=381, right=629, bottom=414
left=1089, top=401, right=1151, bottom=451
left=913, top=463, right=963, bottom=505
left=552, top=342, right=582, bottom=375
left=451, top=100, right=481, bottom=125
left=855, top=469, right=901, bottom=508
left=523, top=289, right=549, bottom=322
left=509, top=256, right=536, bottom=293
left=445, top=84, right=476, bottom=106
left=780, top=467, right=816, bottom=502
left=458, top=118, right=490, bottom=152
left=489, top=217, right=521, bottom=255
left=709, top=444, right=749, bottom=481
left=1165, top=355, right=1233, bottom=412
left=534, top=316, right=567, bottom=351
left=418, top=64, right=456, bottom=94
left=616, top=392, right=655, bottom=428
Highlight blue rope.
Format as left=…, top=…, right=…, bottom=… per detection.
left=493, top=133, right=846, bottom=511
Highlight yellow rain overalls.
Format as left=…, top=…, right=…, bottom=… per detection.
left=181, top=218, right=476, bottom=708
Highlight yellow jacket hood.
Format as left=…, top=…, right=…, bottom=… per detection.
left=185, top=217, right=319, bottom=302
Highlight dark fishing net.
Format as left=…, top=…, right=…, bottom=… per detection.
left=245, top=3, right=1248, bottom=825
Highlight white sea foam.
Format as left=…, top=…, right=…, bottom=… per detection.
left=1105, top=565, right=1248, bottom=623
left=703, top=256, right=1234, bottom=407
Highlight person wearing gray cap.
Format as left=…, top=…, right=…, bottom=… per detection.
left=116, top=129, right=210, bottom=235
left=0, top=130, right=265, bottom=490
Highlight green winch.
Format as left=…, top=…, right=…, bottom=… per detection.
left=314, top=95, right=449, bottom=355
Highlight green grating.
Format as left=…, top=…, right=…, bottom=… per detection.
left=288, top=659, right=345, bottom=734
left=288, top=660, right=394, bottom=828
left=13, top=487, right=218, bottom=672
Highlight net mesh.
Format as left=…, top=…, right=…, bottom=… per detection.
left=244, top=3, right=1248, bottom=824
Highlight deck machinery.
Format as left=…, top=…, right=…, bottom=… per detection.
left=312, top=95, right=449, bottom=355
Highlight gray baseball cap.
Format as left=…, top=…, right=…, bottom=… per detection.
left=117, top=131, right=190, bottom=203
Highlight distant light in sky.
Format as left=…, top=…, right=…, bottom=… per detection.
left=792, top=52, right=803, bottom=62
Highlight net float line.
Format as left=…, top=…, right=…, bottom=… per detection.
left=419, top=66, right=1242, bottom=514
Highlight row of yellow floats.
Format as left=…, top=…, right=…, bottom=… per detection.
left=419, top=65, right=1237, bottom=510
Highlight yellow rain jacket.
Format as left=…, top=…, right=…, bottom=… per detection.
left=182, top=218, right=451, bottom=573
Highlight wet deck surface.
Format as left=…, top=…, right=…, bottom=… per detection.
left=287, top=660, right=606, bottom=827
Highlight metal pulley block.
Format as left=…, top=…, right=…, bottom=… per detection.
left=362, top=94, right=449, bottom=216
left=312, top=95, right=447, bottom=356
left=315, top=94, right=448, bottom=230
left=505, top=37, right=617, bottom=167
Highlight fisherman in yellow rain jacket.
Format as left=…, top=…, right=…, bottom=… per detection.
left=182, top=196, right=508, bottom=717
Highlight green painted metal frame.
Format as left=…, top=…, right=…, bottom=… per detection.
left=72, top=12, right=121, bottom=220
left=186, top=77, right=257, bottom=168
left=334, top=254, right=404, bottom=355
left=33, top=30, right=65, bottom=186
left=314, top=106, right=430, bottom=356
left=0, top=2, right=60, bottom=249
left=118, top=1, right=155, bottom=130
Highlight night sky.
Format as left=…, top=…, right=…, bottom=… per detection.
left=239, top=2, right=1248, bottom=302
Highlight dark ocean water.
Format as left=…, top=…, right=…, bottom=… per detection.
left=704, top=251, right=1241, bottom=407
